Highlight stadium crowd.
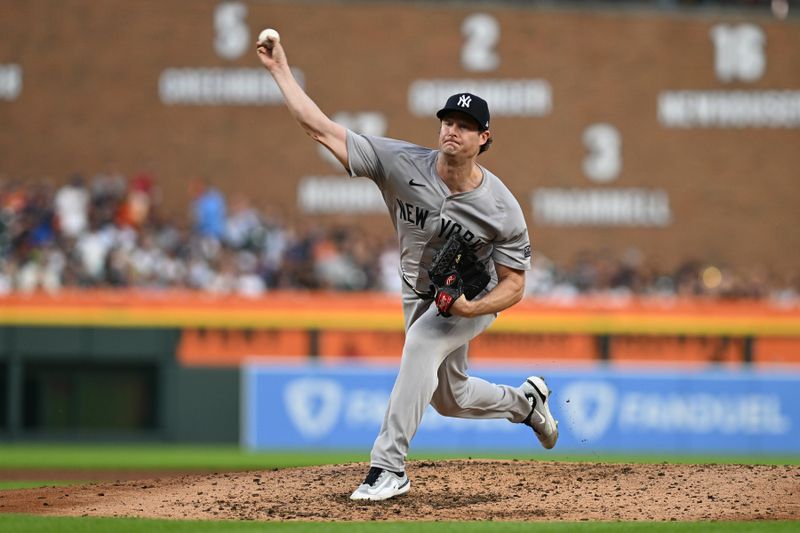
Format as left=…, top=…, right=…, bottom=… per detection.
left=1, top=173, right=796, bottom=302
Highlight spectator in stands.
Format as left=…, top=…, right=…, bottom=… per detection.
left=259, top=209, right=289, bottom=289
left=225, top=193, right=262, bottom=249
left=190, top=179, right=227, bottom=240
left=74, top=211, right=116, bottom=284
left=234, top=249, right=266, bottom=297
left=117, top=171, right=157, bottom=229
left=378, top=239, right=402, bottom=294
left=54, top=174, right=89, bottom=239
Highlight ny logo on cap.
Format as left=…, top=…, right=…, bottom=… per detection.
left=457, top=94, right=472, bottom=108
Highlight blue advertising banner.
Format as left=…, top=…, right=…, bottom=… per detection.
left=242, top=363, right=800, bottom=454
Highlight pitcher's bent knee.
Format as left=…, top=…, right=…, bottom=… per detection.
left=430, top=395, right=458, bottom=417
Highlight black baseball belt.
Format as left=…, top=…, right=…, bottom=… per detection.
left=402, top=275, right=434, bottom=301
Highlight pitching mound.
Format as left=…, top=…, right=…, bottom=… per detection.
left=1, top=460, right=798, bottom=521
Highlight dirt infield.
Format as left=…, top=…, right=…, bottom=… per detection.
left=1, top=460, right=798, bottom=522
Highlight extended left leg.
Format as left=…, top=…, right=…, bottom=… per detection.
left=430, top=346, right=531, bottom=422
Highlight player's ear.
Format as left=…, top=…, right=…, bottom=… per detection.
left=478, top=132, right=493, bottom=154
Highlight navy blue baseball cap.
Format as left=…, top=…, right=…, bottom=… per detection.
left=436, top=93, right=490, bottom=131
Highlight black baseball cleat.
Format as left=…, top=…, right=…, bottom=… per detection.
left=521, top=376, right=559, bottom=449
left=350, top=466, right=410, bottom=501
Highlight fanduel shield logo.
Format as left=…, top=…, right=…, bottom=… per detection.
left=562, top=381, right=617, bottom=441
left=283, top=378, right=342, bottom=439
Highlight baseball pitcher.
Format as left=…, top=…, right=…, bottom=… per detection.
left=257, top=30, right=558, bottom=502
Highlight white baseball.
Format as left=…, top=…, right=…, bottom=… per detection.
left=258, top=28, right=280, bottom=47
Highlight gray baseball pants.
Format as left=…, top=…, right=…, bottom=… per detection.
left=370, top=283, right=533, bottom=472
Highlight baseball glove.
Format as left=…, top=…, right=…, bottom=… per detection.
left=427, top=234, right=490, bottom=316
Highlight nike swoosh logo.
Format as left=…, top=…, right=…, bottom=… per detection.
left=409, top=179, right=425, bottom=187
left=527, top=379, right=548, bottom=404
left=531, top=410, right=546, bottom=425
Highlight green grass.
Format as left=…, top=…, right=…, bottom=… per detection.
left=0, top=481, right=78, bottom=490
left=0, top=443, right=797, bottom=471
left=0, top=444, right=367, bottom=471
left=0, top=516, right=797, bottom=533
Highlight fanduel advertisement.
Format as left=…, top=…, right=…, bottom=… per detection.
left=242, top=364, right=799, bottom=453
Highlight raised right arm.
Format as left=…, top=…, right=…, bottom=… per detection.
left=256, top=34, right=349, bottom=171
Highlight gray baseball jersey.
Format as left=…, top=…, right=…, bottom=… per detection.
left=346, top=129, right=535, bottom=472
left=346, top=130, right=532, bottom=297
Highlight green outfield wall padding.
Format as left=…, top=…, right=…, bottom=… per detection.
left=12, top=327, right=85, bottom=358
left=0, top=326, right=239, bottom=443
left=0, top=328, right=8, bottom=360
left=2, top=327, right=181, bottom=360
left=168, top=367, right=240, bottom=443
